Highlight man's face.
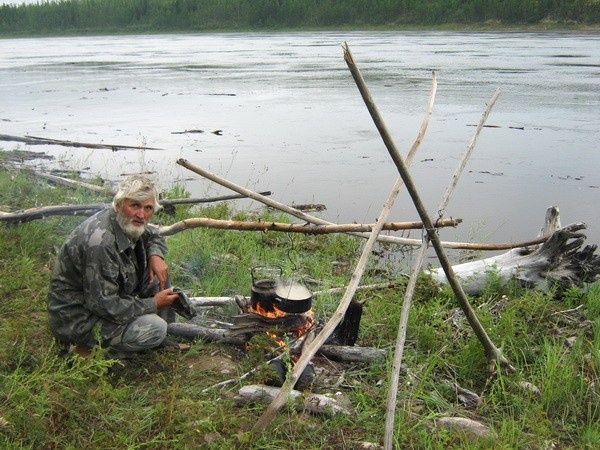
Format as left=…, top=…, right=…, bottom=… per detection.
left=116, top=198, right=156, bottom=239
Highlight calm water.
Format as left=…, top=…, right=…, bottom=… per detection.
left=1, top=31, right=599, bottom=248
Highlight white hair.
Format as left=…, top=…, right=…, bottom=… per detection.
left=112, top=175, right=162, bottom=212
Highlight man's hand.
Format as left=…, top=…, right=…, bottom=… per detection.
left=155, top=287, right=179, bottom=309
left=148, top=255, right=169, bottom=290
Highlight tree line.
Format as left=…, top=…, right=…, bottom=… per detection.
left=0, top=0, right=598, bottom=34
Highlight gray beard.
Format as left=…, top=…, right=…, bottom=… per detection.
left=116, top=210, right=147, bottom=240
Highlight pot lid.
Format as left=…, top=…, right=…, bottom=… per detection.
left=275, top=282, right=312, bottom=300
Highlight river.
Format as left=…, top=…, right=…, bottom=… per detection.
left=1, top=31, right=599, bottom=249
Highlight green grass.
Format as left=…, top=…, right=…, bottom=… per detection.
left=1, top=164, right=599, bottom=448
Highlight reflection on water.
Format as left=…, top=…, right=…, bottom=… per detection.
left=0, top=31, right=599, bottom=247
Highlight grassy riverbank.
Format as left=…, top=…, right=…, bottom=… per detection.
left=1, top=161, right=599, bottom=448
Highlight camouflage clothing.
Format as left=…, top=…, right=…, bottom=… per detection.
left=48, top=207, right=171, bottom=351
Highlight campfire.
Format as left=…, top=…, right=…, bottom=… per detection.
left=231, top=265, right=315, bottom=337
left=230, top=268, right=317, bottom=363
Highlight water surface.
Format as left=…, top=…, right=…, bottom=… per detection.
left=1, top=31, right=599, bottom=249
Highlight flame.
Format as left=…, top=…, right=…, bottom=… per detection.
left=249, top=301, right=315, bottom=346
left=266, top=331, right=286, bottom=348
left=295, top=309, right=315, bottom=337
left=251, top=301, right=288, bottom=319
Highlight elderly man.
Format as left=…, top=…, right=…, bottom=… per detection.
left=48, top=175, right=181, bottom=357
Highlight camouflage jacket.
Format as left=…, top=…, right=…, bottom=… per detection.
left=47, top=207, right=168, bottom=344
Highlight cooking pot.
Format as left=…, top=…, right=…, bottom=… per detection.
left=251, top=265, right=282, bottom=312
left=250, top=265, right=313, bottom=313
left=273, top=280, right=313, bottom=314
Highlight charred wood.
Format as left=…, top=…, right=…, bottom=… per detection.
left=166, top=322, right=386, bottom=363
left=326, top=299, right=363, bottom=346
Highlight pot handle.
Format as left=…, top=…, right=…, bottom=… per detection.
left=251, top=264, right=283, bottom=284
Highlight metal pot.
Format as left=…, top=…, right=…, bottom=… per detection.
left=250, top=265, right=282, bottom=312
left=273, top=281, right=313, bottom=314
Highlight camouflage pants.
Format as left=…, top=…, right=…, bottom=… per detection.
left=79, top=307, right=176, bottom=352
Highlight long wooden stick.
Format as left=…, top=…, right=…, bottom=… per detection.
left=0, top=133, right=162, bottom=151
left=175, top=159, right=547, bottom=251
left=0, top=193, right=273, bottom=223
left=251, top=50, right=438, bottom=436
left=33, top=172, right=115, bottom=194
left=384, top=89, right=501, bottom=449
left=343, top=45, right=515, bottom=376
left=187, top=282, right=403, bottom=307
left=157, top=217, right=460, bottom=236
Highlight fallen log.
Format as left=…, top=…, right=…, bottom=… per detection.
left=318, top=345, right=386, bottom=363
left=0, top=204, right=108, bottom=222
left=0, top=192, right=273, bottom=223
left=166, top=322, right=385, bottom=363
left=431, top=417, right=494, bottom=439
left=0, top=133, right=162, bottom=151
left=234, top=384, right=353, bottom=416
left=427, top=222, right=600, bottom=295
left=32, top=172, right=114, bottom=194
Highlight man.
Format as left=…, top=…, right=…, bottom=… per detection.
left=48, top=175, right=181, bottom=357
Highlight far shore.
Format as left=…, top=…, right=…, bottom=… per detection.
left=1, top=22, right=599, bottom=39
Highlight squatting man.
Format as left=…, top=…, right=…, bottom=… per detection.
left=47, top=175, right=186, bottom=357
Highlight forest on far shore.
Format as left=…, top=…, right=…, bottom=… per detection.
left=0, top=0, right=599, bottom=35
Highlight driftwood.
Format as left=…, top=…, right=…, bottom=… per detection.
left=234, top=385, right=353, bottom=416
left=0, top=193, right=273, bottom=223
left=0, top=133, right=162, bottom=151
left=175, top=159, right=551, bottom=252
left=432, top=417, right=494, bottom=439
left=25, top=170, right=271, bottom=203
left=34, top=172, right=115, bottom=194
left=317, top=345, right=386, bottom=363
left=427, top=222, right=600, bottom=295
left=157, top=217, right=461, bottom=236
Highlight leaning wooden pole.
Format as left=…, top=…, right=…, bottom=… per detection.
left=175, top=159, right=545, bottom=251
left=343, top=44, right=515, bottom=374
left=384, top=89, right=501, bottom=449
left=158, top=217, right=460, bottom=236
left=251, top=51, right=438, bottom=436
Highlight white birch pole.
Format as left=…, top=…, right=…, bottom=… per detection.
left=384, top=89, right=501, bottom=449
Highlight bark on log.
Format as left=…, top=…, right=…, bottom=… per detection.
left=327, top=300, right=363, bottom=346
left=319, top=345, right=386, bottom=363
left=234, top=384, right=353, bottom=416
left=427, top=222, right=600, bottom=295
